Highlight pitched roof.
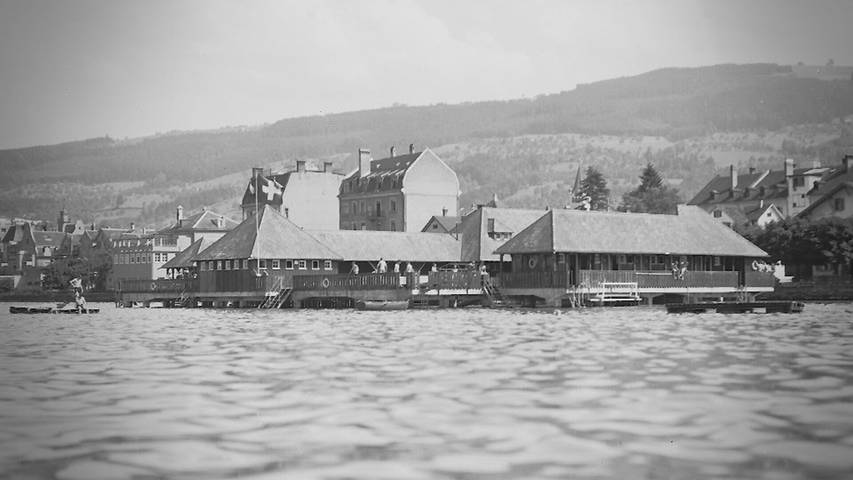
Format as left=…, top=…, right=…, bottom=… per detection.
left=161, top=237, right=209, bottom=269
left=159, top=210, right=238, bottom=234
left=798, top=181, right=853, bottom=218
left=195, top=207, right=341, bottom=261
left=495, top=206, right=767, bottom=257
left=688, top=170, right=788, bottom=205
left=32, top=230, right=66, bottom=248
left=309, top=230, right=461, bottom=262
left=458, top=207, right=546, bottom=262
left=340, top=151, right=423, bottom=194
left=421, top=215, right=459, bottom=233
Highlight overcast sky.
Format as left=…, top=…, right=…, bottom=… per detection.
left=1, top=0, right=852, bottom=149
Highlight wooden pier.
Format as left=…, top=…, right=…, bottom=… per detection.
left=665, top=301, right=805, bottom=314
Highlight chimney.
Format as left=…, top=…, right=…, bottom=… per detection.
left=759, top=199, right=765, bottom=209
left=296, top=160, right=306, bottom=172
left=729, top=165, right=737, bottom=190
left=358, top=149, right=372, bottom=178
left=130, top=222, right=135, bottom=231
left=409, top=143, right=414, bottom=154
left=442, top=207, right=448, bottom=217
left=323, top=161, right=333, bottom=172
left=390, top=146, right=395, bottom=158
left=217, top=216, right=224, bottom=228
left=252, top=167, right=263, bottom=179
left=749, top=167, right=756, bottom=174
left=844, top=154, right=853, bottom=172
left=784, top=158, right=794, bottom=177
left=176, top=205, right=184, bottom=227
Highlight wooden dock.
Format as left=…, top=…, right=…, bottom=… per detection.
left=666, top=301, right=804, bottom=314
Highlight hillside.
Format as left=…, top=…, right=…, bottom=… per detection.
left=2, top=63, right=853, bottom=226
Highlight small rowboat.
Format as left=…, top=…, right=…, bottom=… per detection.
left=355, top=300, right=409, bottom=311
left=9, top=306, right=100, bottom=314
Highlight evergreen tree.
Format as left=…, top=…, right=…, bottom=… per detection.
left=576, top=166, right=610, bottom=211
left=620, top=162, right=680, bottom=214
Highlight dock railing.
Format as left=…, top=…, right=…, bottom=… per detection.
left=292, top=273, right=402, bottom=291
left=118, top=278, right=198, bottom=293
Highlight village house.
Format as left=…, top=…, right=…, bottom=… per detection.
left=797, top=154, right=853, bottom=221
left=338, top=145, right=459, bottom=232
left=112, top=208, right=237, bottom=285
left=457, top=205, right=546, bottom=272
left=494, top=205, right=774, bottom=306
left=421, top=211, right=459, bottom=234
left=241, top=161, right=343, bottom=230
left=689, top=160, right=839, bottom=222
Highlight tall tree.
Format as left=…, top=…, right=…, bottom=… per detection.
left=576, top=166, right=610, bottom=211
left=620, top=162, right=681, bottom=214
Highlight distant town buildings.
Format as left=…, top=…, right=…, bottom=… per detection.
left=338, top=145, right=459, bottom=232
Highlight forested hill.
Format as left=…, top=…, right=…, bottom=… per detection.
left=2, top=63, right=853, bottom=224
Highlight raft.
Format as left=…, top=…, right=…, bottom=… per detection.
left=355, top=300, right=409, bottom=311
left=10, top=306, right=100, bottom=314
left=665, top=301, right=804, bottom=314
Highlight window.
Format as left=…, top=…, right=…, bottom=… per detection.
left=242, top=259, right=248, bottom=269
left=342, top=203, right=349, bottom=215
left=375, top=201, right=382, bottom=217
left=324, top=260, right=332, bottom=270
left=390, top=221, right=396, bottom=231
left=200, top=261, right=206, bottom=271
left=713, top=210, right=722, bottom=218
left=593, top=254, right=601, bottom=265
left=311, top=260, right=320, bottom=270
left=259, top=259, right=267, bottom=269
left=284, top=208, right=289, bottom=218
left=352, top=202, right=356, bottom=215
left=272, top=259, right=280, bottom=269
left=834, top=198, right=845, bottom=211
left=557, top=253, right=565, bottom=264
left=298, top=260, right=307, bottom=270
left=285, top=260, right=293, bottom=270
left=391, top=200, right=396, bottom=212
left=793, top=177, right=805, bottom=188
left=218, top=260, right=224, bottom=270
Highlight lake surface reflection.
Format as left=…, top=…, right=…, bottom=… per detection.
left=1, top=303, right=853, bottom=479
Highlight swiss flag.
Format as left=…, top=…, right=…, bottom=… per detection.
left=250, top=176, right=283, bottom=204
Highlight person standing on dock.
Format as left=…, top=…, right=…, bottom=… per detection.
left=350, top=262, right=359, bottom=275
left=431, top=263, right=438, bottom=273
left=393, top=261, right=400, bottom=273
left=377, top=258, right=387, bottom=273
left=405, top=262, right=414, bottom=274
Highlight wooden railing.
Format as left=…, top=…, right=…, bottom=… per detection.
left=118, top=278, right=198, bottom=293
left=292, top=273, right=402, bottom=291
left=744, top=271, right=776, bottom=288
left=426, top=271, right=482, bottom=290
left=499, top=271, right=571, bottom=289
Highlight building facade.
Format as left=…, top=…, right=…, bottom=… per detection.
left=338, top=146, right=459, bottom=232
left=241, top=161, right=343, bottom=230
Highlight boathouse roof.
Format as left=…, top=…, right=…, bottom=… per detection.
left=458, top=206, right=546, bottom=262
left=495, top=205, right=768, bottom=257
left=308, top=230, right=461, bottom=263
left=195, top=207, right=341, bottom=261
left=161, top=237, right=209, bottom=270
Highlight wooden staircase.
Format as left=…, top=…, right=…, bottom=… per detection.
left=587, top=282, right=640, bottom=306
left=259, top=287, right=292, bottom=309
left=483, top=278, right=509, bottom=307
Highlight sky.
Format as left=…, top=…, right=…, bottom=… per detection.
left=1, top=0, right=852, bottom=149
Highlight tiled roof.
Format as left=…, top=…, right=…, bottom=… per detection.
left=309, top=230, right=461, bottom=262
left=161, top=237, right=208, bottom=269
left=422, top=215, right=459, bottom=233
left=458, top=207, right=545, bottom=262
left=195, top=207, right=340, bottom=261
left=688, top=170, right=787, bottom=205
left=32, top=231, right=66, bottom=248
left=340, top=151, right=422, bottom=194
left=495, top=206, right=767, bottom=257
left=798, top=181, right=853, bottom=218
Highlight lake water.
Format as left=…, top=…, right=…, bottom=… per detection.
left=1, top=303, right=852, bottom=480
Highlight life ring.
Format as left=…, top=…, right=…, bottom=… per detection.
left=150, top=282, right=157, bottom=291
left=751, top=260, right=759, bottom=271
left=528, top=257, right=538, bottom=269
left=321, top=277, right=330, bottom=289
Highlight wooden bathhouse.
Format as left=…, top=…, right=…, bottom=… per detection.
left=494, top=205, right=775, bottom=306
